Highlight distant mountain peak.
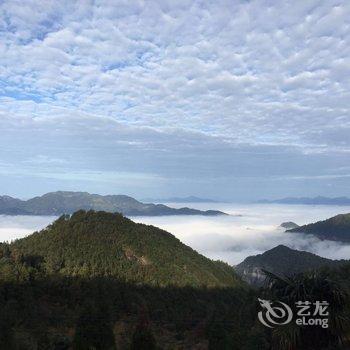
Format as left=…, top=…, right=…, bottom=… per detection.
left=143, top=196, right=220, bottom=203
left=267, top=244, right=293, bottom=252
left=235, top=245, right=341, bottom=286
left=288, top=212, right=350, bottom=242
left=258, top=196, right=350, bottom=205
left=280, top=221, right=299, bottom=230
left=0, top=191, right=228, bottom=217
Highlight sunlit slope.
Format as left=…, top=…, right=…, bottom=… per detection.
left=10, top=210, right=243, bottom=288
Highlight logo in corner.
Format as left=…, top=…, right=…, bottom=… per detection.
left=258, top=298, right=293, bottom=328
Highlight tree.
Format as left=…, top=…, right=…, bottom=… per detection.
left=73, top=303, right=116, bottom=350
left=131, top=308, right=156, bottom=350
left=263, top=270, right=350, bottom=350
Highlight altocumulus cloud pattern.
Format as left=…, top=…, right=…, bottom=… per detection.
left=0, top=0, right=349, bottom=200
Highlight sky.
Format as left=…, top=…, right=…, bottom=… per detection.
left=0, top=0, right=350, bottom=200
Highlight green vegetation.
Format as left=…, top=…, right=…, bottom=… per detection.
left=261, top=270, right=350, bottom=350
left=9, top=210, right=239, bottom=287
left=288, top=213, right=350, bottom=242
left=73, top=303, right=116, bottom=350
left=0, top=210, right=259, bottom=349
left=1, top=210, right=348, bottom=349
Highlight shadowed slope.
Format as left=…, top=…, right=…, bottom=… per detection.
left=288, top=213, right=350, bottom=242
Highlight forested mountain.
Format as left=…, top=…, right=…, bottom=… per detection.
left=1, top=212, right=349, bottom=349
left=288, top=213, right=350, bottom=242
left=0, top=191, right=227, bottom=216
left=235, top=245, right=343, bottom=286
left=0, top=211, right=260, bottom=349
left=8, top=210, right=239, bottom=287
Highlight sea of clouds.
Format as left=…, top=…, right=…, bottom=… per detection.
left=132, top=203, right=350, bottom=265
left=1, top=203, right=350, bottom=265
left=0, top=215, right=57, bottom=242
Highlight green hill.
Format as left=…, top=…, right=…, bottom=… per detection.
left=0, top=211, right=258, bottom=349
left=288, top=213, right=350, bottom=242
left=8, top=210, right=239, bottom=288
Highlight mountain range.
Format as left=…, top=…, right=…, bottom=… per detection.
left=258, top=196, right=350, bottom=205
left=235, top=245, right=344, bottom=286
left=287, top=213, right=350, bottom=242
left=0, top=191, right=227, bottom=217
left=142, top=196, right=220, bottom=203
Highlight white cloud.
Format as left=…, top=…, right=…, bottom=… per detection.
left=3, top=203, right=350, bottom=264
left=0, top=215, right=56, bottom=242
left=132, top=202, right=350, bottom=265
left=0, top=0, right=350, bottom=198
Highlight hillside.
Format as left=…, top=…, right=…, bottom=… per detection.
left=9, top=210, right=239, bottom=288
left=0, top=211, right=257, bottom=349
left=235, top=245, right=342, bottom=286
left=0, top=191, right=227, bottom=217
left=288, top=213, right=350, bottom=242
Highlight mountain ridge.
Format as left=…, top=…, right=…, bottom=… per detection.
left=0, top=191, right=227, bottom=217
left=235, top=245, right=344, bottom=286
left=287, top=212, right=350, bottom=242
left=143, top=196, right=221, bottom=203
left=258, top=196, right=350, bottom=205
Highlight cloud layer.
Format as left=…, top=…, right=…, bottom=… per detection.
left=0, top=1, right=350, bottom=198
left=2, top=203, right=349, bottom=265
left=0, top=215, right=56, bottom=242
left=132, top=202, right=350, bottom=264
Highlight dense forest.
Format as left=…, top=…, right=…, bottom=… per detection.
left=8, top=210, right=239, bottom=287
left=0, top=211, right=259, bottom=349
left=0, top=210, right=349, bottom=349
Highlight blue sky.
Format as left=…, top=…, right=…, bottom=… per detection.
left=0, top=0, right=349, bottom=200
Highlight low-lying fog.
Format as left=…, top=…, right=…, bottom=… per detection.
left=1, top=203, right=350, bottom=265
left=0, top=215, right=57, bottom=242
left=132, top=203, right=350, bottom=265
